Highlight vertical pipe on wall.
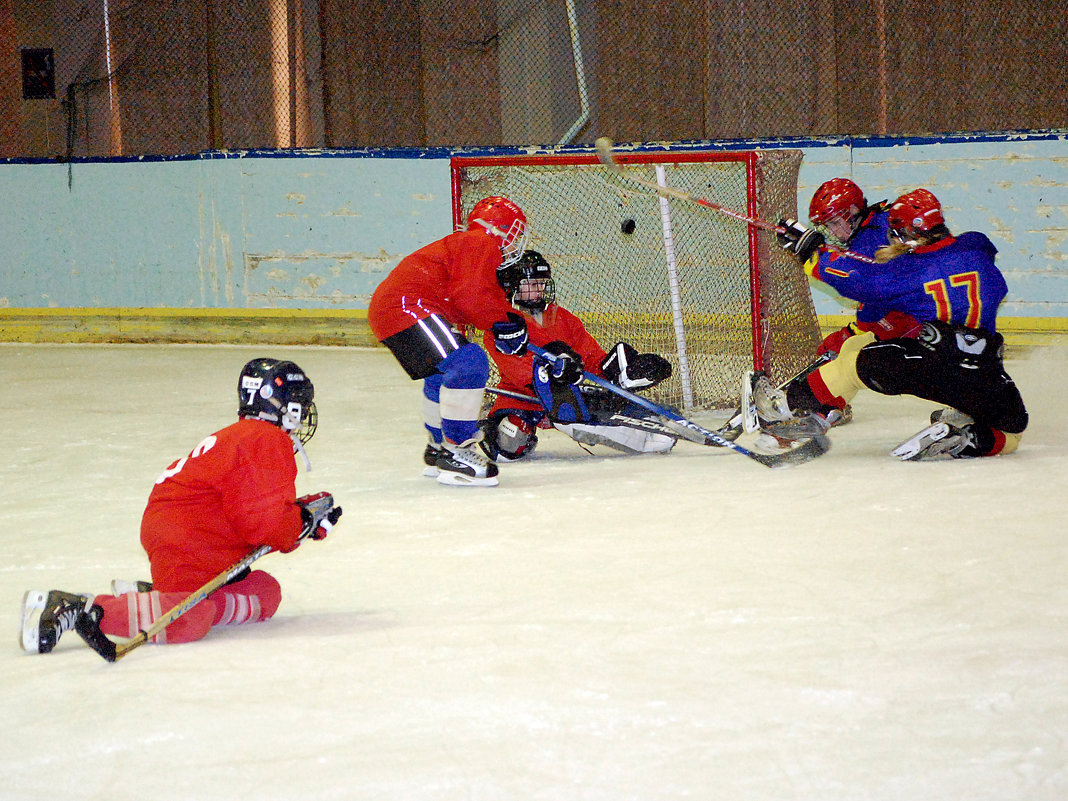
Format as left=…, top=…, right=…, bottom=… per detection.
left=206, top=0, right=222, bottom=149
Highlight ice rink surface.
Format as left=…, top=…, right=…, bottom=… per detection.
left=2, top=342, right=1066, bottom=801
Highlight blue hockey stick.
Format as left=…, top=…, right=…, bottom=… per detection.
left=528, top=344, right=830, bottom=469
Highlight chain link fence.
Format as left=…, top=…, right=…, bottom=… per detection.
left=10, top=0, right=1066, bottom=159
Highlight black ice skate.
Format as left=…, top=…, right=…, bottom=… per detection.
left=422, top=439, right=447, bottom=478
left=19, top=590, right=94, bottom=654
left=436, top=438, right=499, bottom=487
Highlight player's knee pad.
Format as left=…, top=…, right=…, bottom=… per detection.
left=482, top=408, right=543, bottom=461
left=854, top=336, right=918, bottom=395
left=438, top=343, right=489, bottom=390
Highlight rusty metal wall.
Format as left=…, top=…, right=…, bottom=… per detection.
left=5, top=0, right=1064, bottom=159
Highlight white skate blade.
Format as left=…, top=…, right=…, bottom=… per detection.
left=19, top=590, right=47, bottom=653
left=892, top=421, right=950, bottom=460
left=436, top=470, right=499, bottom=487
left=740, top=370, right=760, bottom=434
left=422, top=465, right=440, bottom=478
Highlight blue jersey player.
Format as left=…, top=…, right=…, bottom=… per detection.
left=753, top=188, right=1028, bottom=461
left=778, top=178, right=917, bottom=356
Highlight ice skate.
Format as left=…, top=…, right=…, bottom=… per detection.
left=19, top=589, right=94, bottom=654
left=744, top=372, right=834, bottom=439
left=436, top=437, right=499, bottom=487
left=422, top=439, right=447, bottom=478
left=892, top=414, right=978, bottom=461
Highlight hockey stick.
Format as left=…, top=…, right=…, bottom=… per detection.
left=594, top=137, right=878, bottom=265
left=79, top=545, right=274, bottom=662
left=528, top=345, right=829, bottom=468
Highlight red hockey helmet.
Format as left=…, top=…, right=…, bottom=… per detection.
left=808, top=178, right=866, bottom=225
left=888, top=188, right=945, bottom=242
left=466, top=196, right=529, bottom=266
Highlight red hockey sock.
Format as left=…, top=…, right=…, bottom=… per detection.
left=209, top=570, right=282, bottom=626
left=94, top=591, right=215, bottom=644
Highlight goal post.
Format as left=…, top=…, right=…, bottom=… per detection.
left=451, top=148, right=819, bottom=413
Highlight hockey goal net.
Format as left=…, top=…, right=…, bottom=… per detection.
left=451, top=148, right=819, bottom=412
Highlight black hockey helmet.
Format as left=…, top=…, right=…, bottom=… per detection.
left=238, top=358, right=317, bottom=443
left=497, top=249, right=556, bottom=313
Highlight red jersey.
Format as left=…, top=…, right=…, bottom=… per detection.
left=369, top=229, right=518, bottom=340
left=482, top=305, right=608, bottom=412
left=140, top=418, right=303, bottom=592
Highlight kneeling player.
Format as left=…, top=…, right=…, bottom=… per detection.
left=19, top=358, right=341, bottom=656
left=480, top=250, right=676, bottom=460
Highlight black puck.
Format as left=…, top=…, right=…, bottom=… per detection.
left=621, top=218, right=636, bottom=235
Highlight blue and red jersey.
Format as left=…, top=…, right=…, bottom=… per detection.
left=809, top=231, right=1007, bottom=333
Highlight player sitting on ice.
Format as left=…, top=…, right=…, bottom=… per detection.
left=19, top=358, right=341, bottom=656
left=747, top=188, right=1027, bottom=460
left=479, top=249, right=676, bottom=460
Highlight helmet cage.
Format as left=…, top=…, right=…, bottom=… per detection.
left=467, top=196, right=529, bottom=267
left=498, top=250, right=556, bottom=313
left=809, top=178, right=866, bottom=245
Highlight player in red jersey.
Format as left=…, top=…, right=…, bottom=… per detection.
left=749, top=188, right=1028, bottom=460
left=478, top=250, right=675, bottom=459
left=19, top=357, right=341, bottom=655
left=369, top=196, right=533, bottom=487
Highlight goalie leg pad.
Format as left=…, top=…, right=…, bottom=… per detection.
left=553, top=422, right=676, bottom=454
left=482, top=408, right=544, bottom=461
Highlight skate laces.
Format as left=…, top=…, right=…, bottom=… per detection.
left=51, top=598, right=87, bottom=635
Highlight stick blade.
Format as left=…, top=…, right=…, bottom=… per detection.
left=750, top=432, right=831, bottom=469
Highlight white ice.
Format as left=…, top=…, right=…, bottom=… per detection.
left=1, top=342, right=1066, bottom=801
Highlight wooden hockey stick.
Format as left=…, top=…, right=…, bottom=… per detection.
left=594, top=137, right=879, bottom=265
left=528, top=345, right=829, bottom=469
left=79, top=545, right=273, bottom=662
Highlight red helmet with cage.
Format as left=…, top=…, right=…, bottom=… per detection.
left=466, top=196, right=529, bottom=267
left=808, top=178, right=866, bottom=225
left=888, top=188, right=945, bottom=242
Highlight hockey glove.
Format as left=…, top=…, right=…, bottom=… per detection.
left=777, top=218, right=825, bottom=263
left=540, top=340, right=584, bottom=386
left=601, top=342, right=672, bottom=391
left=492, top=312, right=529, bottom=356
left=297, top=492, right=343, bottom=541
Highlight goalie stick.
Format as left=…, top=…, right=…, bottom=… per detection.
left=528, top=345, right=829, bottom=469
left=594, top=137, right=879, bottom=265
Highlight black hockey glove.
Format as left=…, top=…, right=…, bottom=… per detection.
left=777, top=218, right=825, bottom=263
left=492, top=312, right=528, bottom=356
left=601, top=342, right=672, bottom=391
left=540, top=340, right=584, bottom=386
left=297, top=492, right=342, bottom=541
